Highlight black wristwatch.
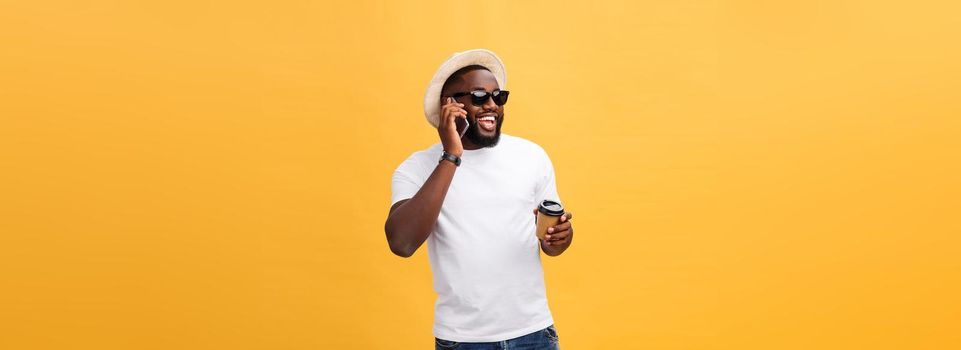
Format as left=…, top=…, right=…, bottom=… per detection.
left=439, top=151, right=461, bottom=166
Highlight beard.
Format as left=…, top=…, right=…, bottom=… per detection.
left=465, top=115, right=503, bottom=148
left=464, top=117, right=504, bottom=148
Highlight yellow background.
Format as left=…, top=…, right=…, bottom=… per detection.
left=2, top=1, right=959, bottom=349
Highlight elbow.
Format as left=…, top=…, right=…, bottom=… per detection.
left=392, top=247, right=415, bottom=258
left=388, top=239, right=415, bottom=258
left=385, top=226, right=415, bottom=258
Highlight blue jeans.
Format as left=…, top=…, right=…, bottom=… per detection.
left=434, top=325, right=560, bottom=350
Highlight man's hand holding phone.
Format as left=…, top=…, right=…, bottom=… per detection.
left=439, top=97, right=468, bottom=157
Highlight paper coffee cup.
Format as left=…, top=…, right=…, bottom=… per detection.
left=535, top=200, right=564, bottom=240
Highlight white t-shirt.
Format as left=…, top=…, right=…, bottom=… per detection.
left=390, top=133, right=560, bottom=342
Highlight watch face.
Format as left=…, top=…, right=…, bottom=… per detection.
left=440, top=153, right=460, bottom=166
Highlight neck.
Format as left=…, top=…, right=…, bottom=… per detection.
left=462, top=137, right=482, bottom=150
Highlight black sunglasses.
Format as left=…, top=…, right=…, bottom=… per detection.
left=449, top=90, right=510, bottom=106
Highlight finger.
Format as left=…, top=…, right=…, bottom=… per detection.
left=443, top=106, right=463, bottom=118
left=547, top=221, right=571, bottom=234
left=545, top=236, right=568, bottom=246
left=546, top=227, right=571, bottom=240
left=445, top=97, right=465, bottom=108
left=442, top=105, right=463, bottom=116
left=547, top=229, right=570, bottom=241
left=560, top=212, right=573, bottom=222
left=442, top=112, right=461, bottom=131
left=442, top=103, right=464, bottom=114
left=444, top=108, right=459, bottom=120
left=442, top=105, right=457, bottom=117
left=444, top=107, right=466, bottom=121
left=545, top=230, right=569, bottom=242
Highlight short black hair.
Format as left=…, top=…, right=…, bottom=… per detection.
left=441, top=65, right=490, bottom=97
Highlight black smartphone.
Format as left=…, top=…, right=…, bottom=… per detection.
left=456, top=117, right=469, bottom=138
left=449, top=97, right=469, bottom=138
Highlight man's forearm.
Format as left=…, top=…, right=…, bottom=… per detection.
left=385, top=161, right=457, bottom=257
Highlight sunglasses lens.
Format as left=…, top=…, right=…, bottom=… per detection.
left=469, top=91, right=488, bottom=106
left=493, top=91, right=509, bottom=105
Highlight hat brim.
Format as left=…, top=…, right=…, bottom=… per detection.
left=424, top=49, right=506, bottom=128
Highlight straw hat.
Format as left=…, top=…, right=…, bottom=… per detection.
left=423, top=49, right=506, bottom=128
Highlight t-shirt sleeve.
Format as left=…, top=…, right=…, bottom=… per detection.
left=391, top=155, right=426, bottom=206
left=534, top=148, right=561, bottom=204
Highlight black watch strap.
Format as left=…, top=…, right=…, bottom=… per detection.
left=439, top=151, right=461, bottom=166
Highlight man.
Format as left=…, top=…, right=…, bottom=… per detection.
left=385, top=49, right=574, bottom=349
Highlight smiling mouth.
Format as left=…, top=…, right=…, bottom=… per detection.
left=477, top=115, right=497, bottom=131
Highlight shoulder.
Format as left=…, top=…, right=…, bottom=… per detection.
left=394, top=143, right=442, bottom=174
left=499, top=133, right=545, bottom=152
left=408, top=142, right=444, bottom=161
left=500, top=134, right=551, bottom=159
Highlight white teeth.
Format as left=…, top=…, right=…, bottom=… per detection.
left=478, top=116, right=496, bottom=131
